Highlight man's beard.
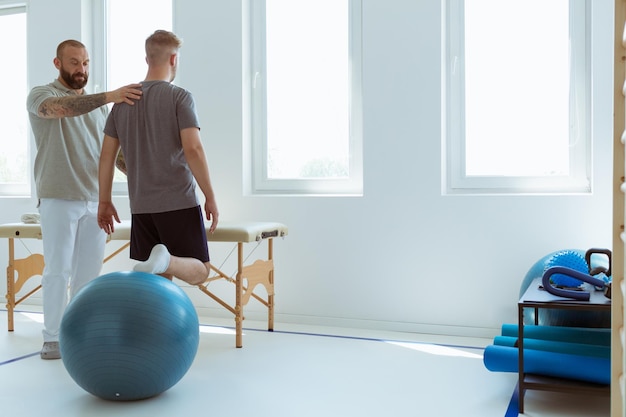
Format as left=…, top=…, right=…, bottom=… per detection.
left=60, top=67, right=88, bottom=90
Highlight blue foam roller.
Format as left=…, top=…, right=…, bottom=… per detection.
left=483, top=344, right=609, bottom=385
left=501, top=324, right=610, bottom=346
left=493, top=336, right=610, bottom=358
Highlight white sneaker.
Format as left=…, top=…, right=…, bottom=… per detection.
left=40, top=341, right=61, bottom=360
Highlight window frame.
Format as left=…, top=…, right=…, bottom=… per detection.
left=0, top=3, right=29, bottom=197
left=443, top=0, right=591, bottom=195
left=249, top=0, right=364, bottom=196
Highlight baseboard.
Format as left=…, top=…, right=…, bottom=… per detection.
left=193, top=305, right=501, bottom=340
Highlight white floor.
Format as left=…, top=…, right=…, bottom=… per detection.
left=0, top=309, right=610, bottom=417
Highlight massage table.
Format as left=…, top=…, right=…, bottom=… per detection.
left=0, top=220, right=288, bottom=348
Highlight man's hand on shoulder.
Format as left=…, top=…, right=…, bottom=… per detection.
left=107, top=83, right=143, bottom=105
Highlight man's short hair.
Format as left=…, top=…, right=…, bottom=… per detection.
left=56, top=40, right=86, bottom=60
left=145, top=30, right=182, bottom=64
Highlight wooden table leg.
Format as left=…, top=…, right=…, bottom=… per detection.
left=6, top=243, right=44, bottom=332
left=235, top=242, right=243, bottom=348
left=6, top=238, right=15, bottom=332
left=268, top=238, right=274, bottom=332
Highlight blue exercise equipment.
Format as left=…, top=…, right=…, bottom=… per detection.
left=500, top=324, right=610, bottom=346
left=542, top=266, right=608, bottom=301
left=484, top=248, right=612, bottom=387
left=519, top=248, right=611, bottom=327
left=483, top=344, right=610, bottom=385
left=485, top=318, right=611, bottom=384
left=493, top=336, right=609, bottom=358
left=59, top=271, right=199, bottom=401
left=544, top=249, right=588, bottom=287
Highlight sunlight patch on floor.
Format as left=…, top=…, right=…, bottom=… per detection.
left=199, top=325, right=237, bottom=335
left=19, top=312, right=44, bottom=324
left=386, top=340, right=483, bottom=359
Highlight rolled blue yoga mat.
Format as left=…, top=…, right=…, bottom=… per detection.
left=501, top=323, right=610, bottom=346
left=493, top=335, right=610, bottom=358
left=483, top=344, right=610, bottom=385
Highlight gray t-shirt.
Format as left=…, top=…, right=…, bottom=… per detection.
left=26, top=79, right=107, bottom=201
left=104, top=80, right=200, bottom=214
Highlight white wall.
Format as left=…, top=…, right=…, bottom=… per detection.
left=0, top=0, right=614, bottom=338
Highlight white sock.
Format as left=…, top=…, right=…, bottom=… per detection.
left=133, top=244, right=171, bottom=274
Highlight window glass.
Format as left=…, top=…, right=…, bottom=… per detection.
left=0, top=7, right=28, bottom=196
left=107, top=0, right=173, bottom=88
left=251, top=0, right=363, bottom=195
left=265, top=0, right=350, bottom=179
left=445, top=0, right=590, bottom=194
left=464, top=1, right=570, bottom=176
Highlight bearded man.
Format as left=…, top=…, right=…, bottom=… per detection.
left=26, top=39, right=142, bottom=359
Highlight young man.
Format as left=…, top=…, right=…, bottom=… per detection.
left=27, top=39, right=142, bottom=359
left=98, top=30, right=219, bottom=286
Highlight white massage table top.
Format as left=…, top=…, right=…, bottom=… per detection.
left=0, top=220, right=288, bottom=243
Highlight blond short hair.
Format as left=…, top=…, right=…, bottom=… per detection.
left=145, top=30, right=182, bottom=64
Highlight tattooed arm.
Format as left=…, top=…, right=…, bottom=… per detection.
left=37, top=83, right=143, bottom=119
left=115, top=149, right=127, bottom=175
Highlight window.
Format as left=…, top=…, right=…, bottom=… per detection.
left=250, top=0, right=363, bottom=195
left=93, top=0, right=172, bottom=192
left=104, top=0, right=172, bottom=91
left=0, top=4, right=28, bottom=196
left=444, top=0, right=590, bottom=194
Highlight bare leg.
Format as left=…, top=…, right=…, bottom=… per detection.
left=163, top=257, right=211, bottom=285
left=134, top=244, right=210, bottom=285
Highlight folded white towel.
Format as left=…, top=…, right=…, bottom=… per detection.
left=21, top=213, right=40, bottom=224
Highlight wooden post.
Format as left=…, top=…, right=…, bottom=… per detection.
left=235, top=242, right=243, bottom=348
left=6, top=238, right=14, bottom=332
left=268, top=238, right=274, bottom=332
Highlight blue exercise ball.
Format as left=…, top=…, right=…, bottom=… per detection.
left=518, top=250, right=569, bottom=299
left=59, top=271, right=199, bottom=401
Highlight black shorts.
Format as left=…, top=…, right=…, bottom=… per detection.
left=130, top=206, right=210, bottom=262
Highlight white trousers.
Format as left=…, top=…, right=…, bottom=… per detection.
left=39, top=199, right=106, bottom=342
